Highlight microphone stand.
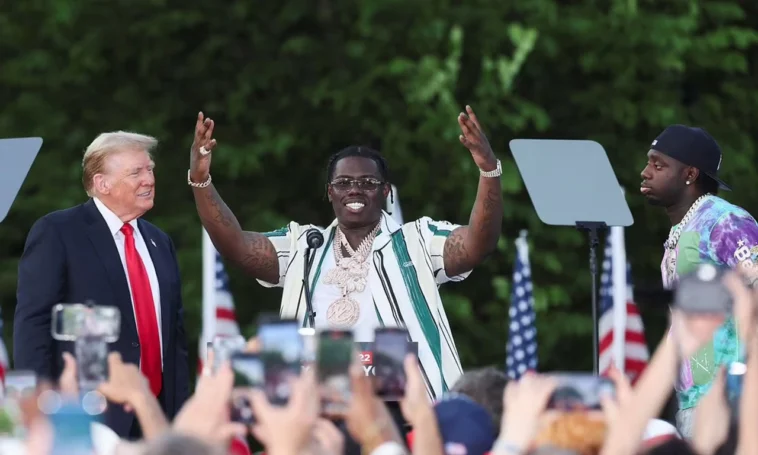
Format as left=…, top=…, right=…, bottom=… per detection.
left=303, top=247, right=317, bottom=328
left=302, top=229, right=324, bottom=328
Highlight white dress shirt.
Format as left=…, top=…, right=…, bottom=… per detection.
left=93, top=198, right=163, bottom=366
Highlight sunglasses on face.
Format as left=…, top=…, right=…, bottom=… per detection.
left=329, top=178, right=384, bottom=192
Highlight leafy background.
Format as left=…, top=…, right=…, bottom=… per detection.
left=1, top=0, right=758, bottom=385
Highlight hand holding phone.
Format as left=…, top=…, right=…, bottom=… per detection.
left=317, top=330, right=354, bottom=414
left=0, top=371, right=37, bottom=437
left=258, top=319, right=303, bottom=406
left=211, top=335, right=247, bottom=373
left=75, top=335, right=109, bottom=391
left=374, top=328, right=411, bottom=400
left=545, top=374, right=615, bottom=411
left=230, top=353, right=264, bottom=424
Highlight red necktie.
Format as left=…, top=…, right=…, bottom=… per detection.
left=121, top=223, right=162, bottom=397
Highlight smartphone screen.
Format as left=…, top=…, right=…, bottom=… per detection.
left=258, top=320, right=303, bottom=405
left=317, top=330, right=354, bottom=414
left=546, top=374, right=616, bottom=411
left=75, top=335, right=109, bottom=391
left=51, top=304, right=121, bottom=342
left=0, top=371, right=37, bottom=437
left=230, top=353, right=264, bottom=424
left=4, top=371, right=37, bottom=399
left=373, top=328, right=410, bottom=400
left=211, top=335, right=247, bottom=373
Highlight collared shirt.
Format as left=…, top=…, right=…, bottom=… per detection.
left=661, top=195, right=758, bottom=409
left=93, top=197, right=163, bottom=365
left=258, top=211, right=469, bottom=399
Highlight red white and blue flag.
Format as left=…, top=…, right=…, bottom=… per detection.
left=598, top=226, right=649, bottom=381
left=200, top=228, right=249, bottom=455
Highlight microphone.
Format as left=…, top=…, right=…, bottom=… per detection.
left=306, top=229, right=324, bottom=249
left=303, top=229, right=323, bottom=328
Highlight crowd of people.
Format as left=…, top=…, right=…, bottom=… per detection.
left=4, top=94, right=758, bottom=455
left=3, top=270, right=758, bottom=455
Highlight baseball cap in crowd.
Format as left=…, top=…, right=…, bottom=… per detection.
left=650, top=125, right=731, bottom=191
left=407, top=394, right=497, bottom=455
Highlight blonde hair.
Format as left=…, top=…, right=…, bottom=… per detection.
left=82, top=131, right=158, bottom=196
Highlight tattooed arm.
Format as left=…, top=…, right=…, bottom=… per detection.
left=444, top=173, right=503, bottom=277
left=443, top=105, right=503, bottom=277
left=188, top=112, right=279, bottom=283
left=191, top=184, right=279, bottom=284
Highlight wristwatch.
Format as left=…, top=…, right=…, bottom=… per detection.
left=480, top=159, right=502, bottom=178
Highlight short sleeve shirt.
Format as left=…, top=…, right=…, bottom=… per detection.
left=662, top=195, right=758, bottom=409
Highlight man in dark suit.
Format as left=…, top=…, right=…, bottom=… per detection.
left=14, top=131, right=189, bottom=438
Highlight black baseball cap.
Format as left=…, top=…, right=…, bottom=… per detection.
left=650, top=125, right=731, bottom=191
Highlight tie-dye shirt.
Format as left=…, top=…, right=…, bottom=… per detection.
left=661, top=195, right=758, bottom=410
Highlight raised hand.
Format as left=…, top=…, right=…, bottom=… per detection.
left=499, top=373, right=557, bottom=452
left=190, top=111, right=217, bottom=183
left=399, top=354, right=432, bottom=426
left=458, top=105, right=497, bottom=171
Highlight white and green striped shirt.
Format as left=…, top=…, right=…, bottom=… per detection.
left=257, top=211, right=469, bottom=399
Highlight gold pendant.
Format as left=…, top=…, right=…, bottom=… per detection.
left=327, top=296, right=360, bottom=328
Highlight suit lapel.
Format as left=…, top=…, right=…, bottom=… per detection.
left=81, top=200, right=139, bottom=341
left=138, top=220, right=172, bottom=360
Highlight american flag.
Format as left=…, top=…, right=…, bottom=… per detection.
left=598, top=226, right=649, bottom=381
left=506, top=230, right=538, bottom=380
left=200, top=229, right=250, bottom=455
left=199, top=229, right=242, bottom=370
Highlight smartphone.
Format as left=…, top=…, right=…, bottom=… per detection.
left=374, top=328, right=411, bottom=400
left=546, top=374, right=616, bottom=411
left=51, top=304, right=121, bottom=342
left=230, top=353, right=264, bottom=424
left=673, top=264, right=732, bottom=315
left=317, top=330, right=354, bottom=414
left=211, top=335, right=247, bottom=372
left=299, top=328, right=317, bottom=365
left=48, top=400, right=96, bottom=455
left=0, top=371, right=37, bottom=437
left=75, top=335, right=109, bottom=391
left=4, top=371, right=37, bottom=399
left=258, top=319, right=303, bottom=405
left=726, top=361, right=746, bottom=418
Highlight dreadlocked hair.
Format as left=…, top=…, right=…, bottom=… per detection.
left=325, top=146, right=390, bottom=184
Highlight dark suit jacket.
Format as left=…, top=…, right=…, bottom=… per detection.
left=14, top=199, right=190, bottom=437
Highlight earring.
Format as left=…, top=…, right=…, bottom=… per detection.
left=686, top=181, right=691, bottom=185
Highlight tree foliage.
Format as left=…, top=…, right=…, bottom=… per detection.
left=1, top=0, right=757, bottom=375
